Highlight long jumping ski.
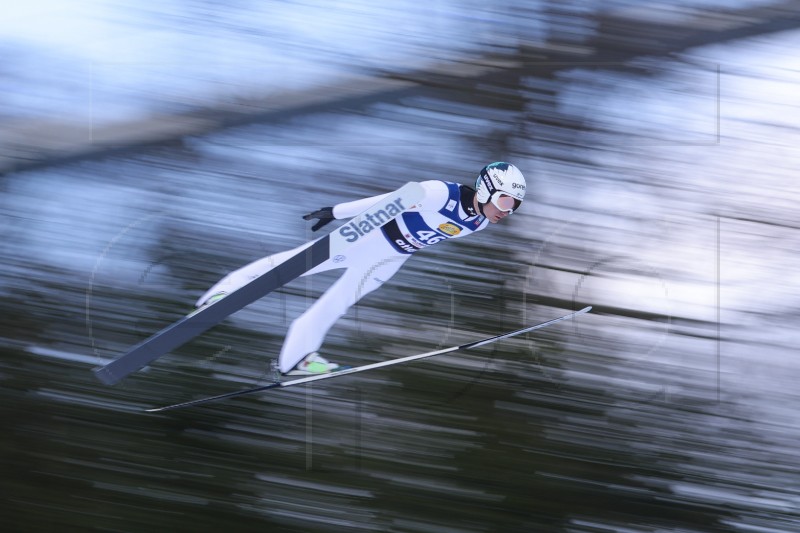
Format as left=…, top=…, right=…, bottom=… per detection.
left=93, top=182, right=425, bottom=386
left=146, top=306, right=592, bottom=412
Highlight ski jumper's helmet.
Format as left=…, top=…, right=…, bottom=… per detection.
left=475, top=162, right=526, bottom=215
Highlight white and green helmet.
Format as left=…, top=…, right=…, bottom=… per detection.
left=475, top=162, right=526, bottom=214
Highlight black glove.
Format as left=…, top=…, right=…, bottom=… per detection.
left=303, top=207, right=336, bottom=232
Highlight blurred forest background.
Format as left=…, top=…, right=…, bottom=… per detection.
left=2, top=1, right=799, bottom=531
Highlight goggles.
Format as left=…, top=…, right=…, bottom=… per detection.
left=491, top=193, right=522, bottom=214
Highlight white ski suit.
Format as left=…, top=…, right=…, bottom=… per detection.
left=197, top=180, right=489, bottom=373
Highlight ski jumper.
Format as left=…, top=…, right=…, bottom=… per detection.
left=197, top=180, right=490, bottom=373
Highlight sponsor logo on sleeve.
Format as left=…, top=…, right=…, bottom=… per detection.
left=338, top=197, right=405, bottom=243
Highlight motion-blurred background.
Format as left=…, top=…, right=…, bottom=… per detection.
left=2, top=1, right=799, bottom=531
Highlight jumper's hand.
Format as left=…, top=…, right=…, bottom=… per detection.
left=303, top=207, right=336, bottom=232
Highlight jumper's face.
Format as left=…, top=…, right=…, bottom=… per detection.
left=485, top=193, right=522, bottom=223
left=483, top=201, right=510, bottom=223
left=491, top=193, right=521, bottom=213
